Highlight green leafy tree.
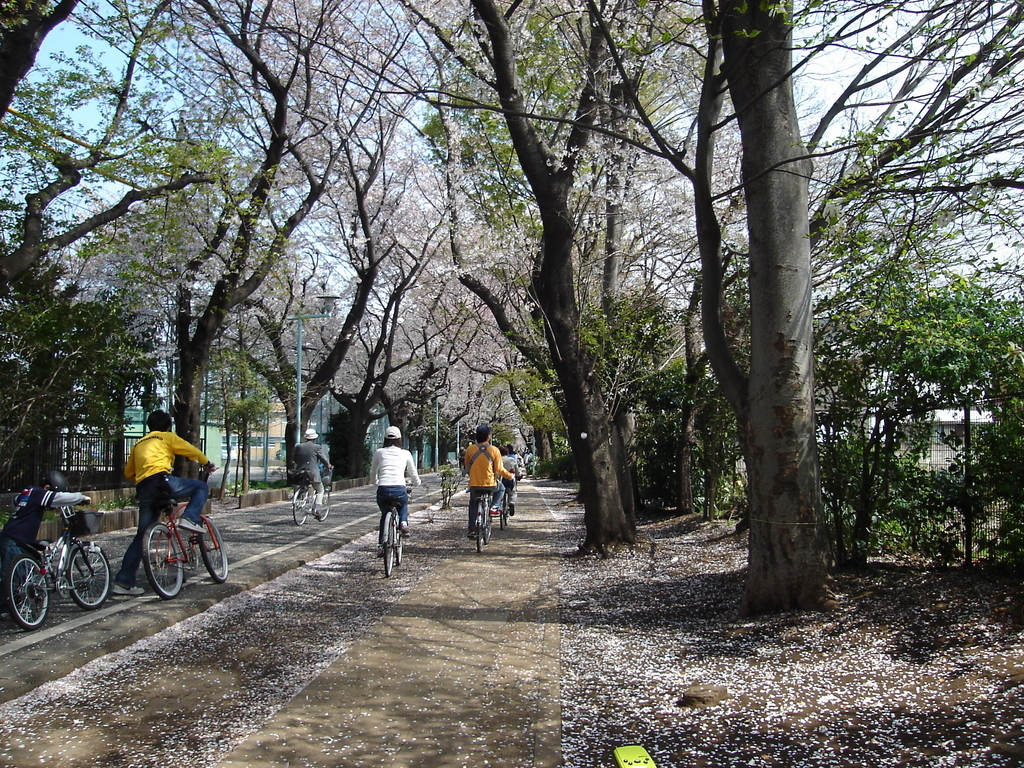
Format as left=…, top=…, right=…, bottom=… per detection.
left=0, top=0, right=216, bottom=286
left=0, top=0, right=78, bottom=121
left=214, top=340, right=271, bottom=495
left=0, top=263, right=156, bottom=487
left=817, top=270, right=1024, bottom=563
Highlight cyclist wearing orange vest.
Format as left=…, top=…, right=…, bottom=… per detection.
left=463, top=424, right=513, bottom=537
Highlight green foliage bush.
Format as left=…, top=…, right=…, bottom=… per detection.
left=537, top=453, right=576, bottom=481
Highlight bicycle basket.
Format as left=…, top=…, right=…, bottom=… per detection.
left=69, top=508, right=103, bottom=536
left=287, top=468, right=314, bottom=485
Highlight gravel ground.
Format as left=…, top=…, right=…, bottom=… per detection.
left=540, top=483, right=1024, bottom=768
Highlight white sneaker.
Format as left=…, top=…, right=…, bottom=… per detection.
left=177, top=518, right=205, bottom=534
left=111, top=584, right=144, bottom=596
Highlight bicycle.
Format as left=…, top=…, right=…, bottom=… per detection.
left=142, top=490, right=228, bottom=600
left=498, top=482, right=512, bottom=530
left=316, top=472, right=332, bottom=521
left=290, top=469, right=330, bottom=525
left=469, top=487, right=493, bottom=553
left=379, top=496, right=404, bottom=578
left=3, top=505, right=111, bottom=631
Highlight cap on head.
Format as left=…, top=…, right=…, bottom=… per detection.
left=385, top=426, right=402, bottom=440
left=42, top=470, right=68, bottom=492
left=475, top=424, right=491, bottom=442
left=304, top=428, right=318, bottom=440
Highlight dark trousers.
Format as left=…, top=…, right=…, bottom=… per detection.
left=467, top=486, right=496, bottom=529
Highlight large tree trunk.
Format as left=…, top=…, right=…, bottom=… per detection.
left=471, top=0, right=633, bottom=552
left=677, top=404, right=697, bottom=516
left=719, top=0, right=835, bottom=613
left=535, top=223, right=634, bottom=552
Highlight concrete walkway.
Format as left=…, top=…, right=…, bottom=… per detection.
left=216, top=484, right=561, bottom=768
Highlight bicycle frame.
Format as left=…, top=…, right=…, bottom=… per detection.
left=5, top=506, right=110, bottom=630
left=47, top=508, right=105, bottom=594
left=159, top=502, right=222, bottom=566
left=469, top=487, right=493, bottom=551
left=144, top=495, right=228, bottom=600
left=381, top=498, right=404, bottom=577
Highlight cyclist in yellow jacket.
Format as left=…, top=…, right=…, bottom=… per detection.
left=113, top=410, right=216, bottom=595
left=463, top=424, right=514, bottom=538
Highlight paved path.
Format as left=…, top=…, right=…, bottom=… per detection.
left=1, top=478, right=433, bottom=702
left=0, top=480, right=563, bottom=768
left=217, top=487, right=561, bottom=768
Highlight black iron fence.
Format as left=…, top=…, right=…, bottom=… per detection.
left=921, top=408, right=1024, bottom=568
left=1, top=432, right=141, bottom=493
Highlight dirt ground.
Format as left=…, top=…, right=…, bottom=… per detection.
left=546, top=484, right=1024, bottom=768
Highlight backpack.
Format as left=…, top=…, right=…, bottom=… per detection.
left=462, top=443, right=491, bottom=477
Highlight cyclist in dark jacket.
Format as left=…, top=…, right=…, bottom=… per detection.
left=293, top=429, right=333, bottom=507
left=0, top=470, right=90, bottom=576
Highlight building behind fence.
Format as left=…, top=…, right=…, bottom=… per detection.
left=923, top=407, right=1024, bottom=568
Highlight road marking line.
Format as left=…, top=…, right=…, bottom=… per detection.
left=0, top=512, right=380, bottom=657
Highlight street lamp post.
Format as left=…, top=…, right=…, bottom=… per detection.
left=287, top=296, right=340, bottom=437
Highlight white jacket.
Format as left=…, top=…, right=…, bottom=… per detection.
left=370, top=446, right=421, bottom=487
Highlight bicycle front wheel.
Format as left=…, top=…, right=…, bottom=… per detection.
left=317, top=490, right=331, bottom=521
left=199, top=517, right=229, bottom=583
left=144, top=522, right=184, bottom=599
left=482, top=509, right=493, bottom=545
left=383, top=514, right=396, bottom=578
left=292, top=486, right=310, bottom=525
left=395, top=519, right=403, bottom=566
left=69, top=543, right=111, bottom=609
left=5, top=554, right=49, bottom=630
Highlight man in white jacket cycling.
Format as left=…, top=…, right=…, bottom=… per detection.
left=369, top=425, right=421, bottom=554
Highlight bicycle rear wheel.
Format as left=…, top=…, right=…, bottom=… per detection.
left=68, top=542, right=111, bottom=609
left=5, top=554, right=49, bottom=630
left=476, top=501, right=485, bottom=553
left=383, top=513, right=396, bottom=577
left=482, top=506, right=493, bottom=544
left=395, top=516, right=403, bottom=566
left=292, top=486, right=310, bottom=525
left=199, top=517, right=229, bottom=582
left=144, top=522, right=184, bottom=599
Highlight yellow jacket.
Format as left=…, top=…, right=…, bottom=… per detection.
left=125, top=431, right=210, bottom=484
left=464, top=441, right=513, bottom=487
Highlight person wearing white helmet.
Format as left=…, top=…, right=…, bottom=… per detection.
left=369, top=425, right=421, bottom=553
left=292, top=428, right=333, bottom=509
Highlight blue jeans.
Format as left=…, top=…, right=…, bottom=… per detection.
left=0, top=537, right=31, bottom=581
left=376, top=486, right=408, bottom=546
left=491, top=481, right=507, bottom=510
left=468, top=486, right=496, bottom=529
left=115, top=474, right=210, bottom=589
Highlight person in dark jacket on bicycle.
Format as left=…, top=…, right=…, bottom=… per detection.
left=293, top=428, right=333, bottom=508
left=0, top=471, right=90, bottom=578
